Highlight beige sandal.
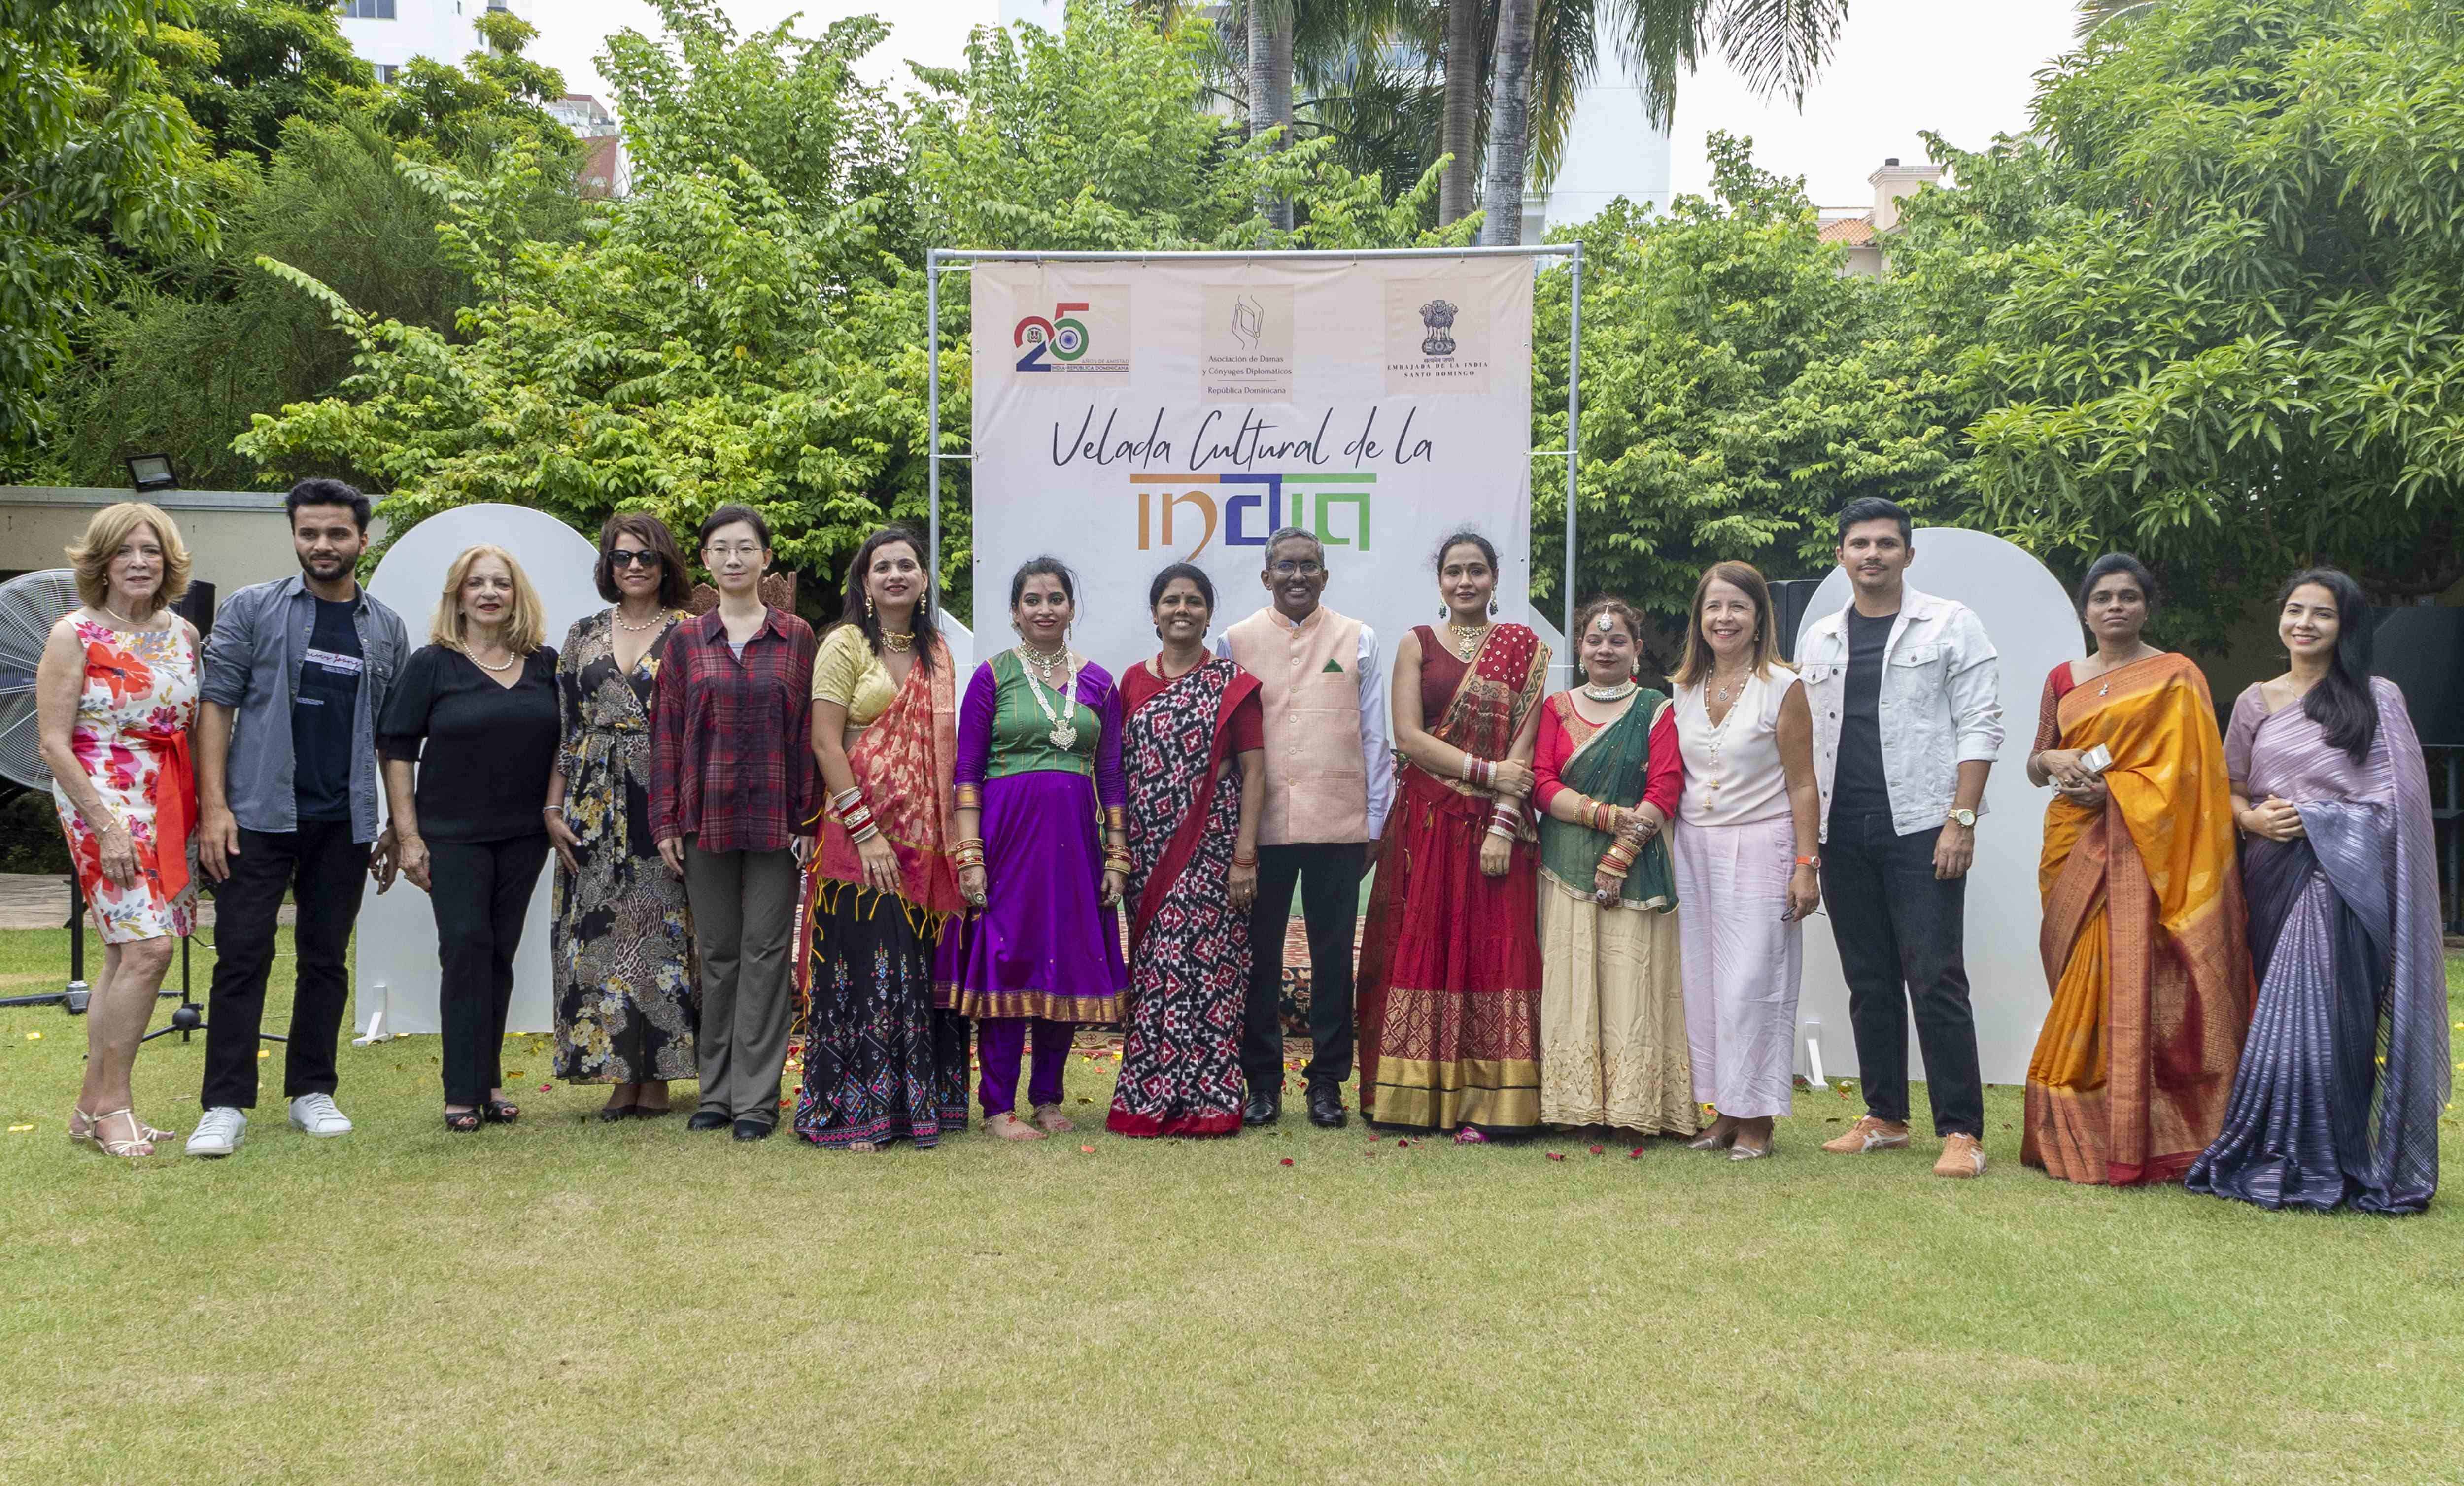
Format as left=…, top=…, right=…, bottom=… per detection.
left=86, top=1109, right=157, bottom=1158
left=1030, top=1102, right=1075, bottom=1135
left=71, top=1107, right=173, bottom=1146
left=986, top=1111, right=1045, bottom=1142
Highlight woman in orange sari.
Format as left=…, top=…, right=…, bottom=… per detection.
left=793, top=526, right=969, bottom=1151
left=1357, top=530, right=1550, bottom=1140
left=2022, top=554, right=2253, bottom=1185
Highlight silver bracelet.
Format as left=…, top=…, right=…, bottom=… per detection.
left=542, top=804, right=565, bottom=815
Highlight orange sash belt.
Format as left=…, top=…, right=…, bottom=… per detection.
left=130, top=729, right=195, bottom=902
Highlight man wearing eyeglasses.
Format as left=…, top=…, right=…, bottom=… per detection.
left=1217, top=527, right=1395, bottom=1128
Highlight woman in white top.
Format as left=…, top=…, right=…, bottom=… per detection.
left=1668, top=561, right=1823, bottom=1160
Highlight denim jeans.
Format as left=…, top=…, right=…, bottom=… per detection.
left=1819, top=810, right=1984, bottom=1138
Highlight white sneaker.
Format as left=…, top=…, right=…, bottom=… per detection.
left=288, top=1093, right=353, bottom=1138
left=187, top=1106, right=246, bottom=1158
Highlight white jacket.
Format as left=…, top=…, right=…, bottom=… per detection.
left=1798, top=584, right=2004, bottom=840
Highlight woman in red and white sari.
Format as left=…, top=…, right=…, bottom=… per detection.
left=1107, top=564, right=1265, bottom=1137
left=1357, top=530, right=1551, bottom=1140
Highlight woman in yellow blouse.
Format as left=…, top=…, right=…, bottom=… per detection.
left=793, top=526, right=970, bottom=1151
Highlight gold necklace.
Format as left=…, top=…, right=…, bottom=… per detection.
left=1015, top=642, right=1068, bottom=685
left=1446, top=620, right=1491, bottom=660
left=1015, top=645, right=1080, bottom=749
left=881, top=629, right=915, bottom=653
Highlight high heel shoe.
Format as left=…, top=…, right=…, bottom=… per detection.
left=85, top=1109, right=157, bottom=1158
left=1686, top=1119, right=1739, bottom=1152
left=481, top=1097, right=520, bottom=1125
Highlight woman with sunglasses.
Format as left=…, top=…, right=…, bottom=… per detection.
left=544, top=514, right=699, bottom=1121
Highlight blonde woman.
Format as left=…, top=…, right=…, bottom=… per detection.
left=37, top=502, right=202, bottom=1157
left=377, top=545, right=561, bottom=1134
left=1669, top=562, right=1821, bottom=1161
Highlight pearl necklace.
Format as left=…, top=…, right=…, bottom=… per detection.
left=1445, top=621, right=1491, bottom=661
left=613, top=607, right=670, bottom=634
left=468, top=647, right=517, bottom=674
left=1015, top=642, right=1069, bottom=686
left=1014, top=645, right=1080, bottom=749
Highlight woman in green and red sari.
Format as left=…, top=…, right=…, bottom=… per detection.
left=1357, top=530, right=1551, bottom=1140
left=1107, top=564, right=1266, bottom=1138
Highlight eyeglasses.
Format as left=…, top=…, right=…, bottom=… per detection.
left=607, top=550, right=661, bottom=569
left=704, top=544, right=764, bottom=560
left=1269, top=560, right=1324, bottom=577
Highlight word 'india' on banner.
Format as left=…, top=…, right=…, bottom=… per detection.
left=970, top=256, right=1538, bottom=666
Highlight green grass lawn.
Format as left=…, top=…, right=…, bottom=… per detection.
left=1, top=925, right=2459, bottom=1486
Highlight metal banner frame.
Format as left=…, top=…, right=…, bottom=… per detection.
left=924, top=245, right=1585, bottom=655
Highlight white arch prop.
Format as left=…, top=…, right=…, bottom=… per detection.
left=352, top=505, right=604, bottom=1040
left=1791, top=526, right=2080, bottom=1088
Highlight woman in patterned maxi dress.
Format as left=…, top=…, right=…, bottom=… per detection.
left=38, top=502, right=204, bottom=1157
left=546, top=514, right=699, bottom=1118
left=1108, top=564, right=1265, bottom=1137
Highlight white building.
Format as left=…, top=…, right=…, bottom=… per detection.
left=335, top=0, right=533, bottom=84
left=1524, top=51, right=1675, bottom=238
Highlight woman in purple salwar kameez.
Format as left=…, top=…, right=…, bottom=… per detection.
left=943, top=557, right=1130, bottom=1142
left=2188, top=570, right=2447, bottom=1216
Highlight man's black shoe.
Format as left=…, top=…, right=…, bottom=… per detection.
left=1307, top=1084, right=1348, bottom=1129
left=732, top=1117, right=775, bottom=1142
left=1243, top=1091, right=1280, bottom=1127
left=686, top=1111, right=732, bottom=1132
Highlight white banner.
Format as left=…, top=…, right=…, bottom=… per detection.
left=970, top=256, right=1537, bottom=671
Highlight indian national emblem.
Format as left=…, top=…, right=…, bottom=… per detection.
left=1418, top=299, right=1459, bottom=358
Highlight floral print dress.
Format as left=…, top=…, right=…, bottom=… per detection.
left=550, top=609, right=699, bottom=1083
left=50, top=618, right=199, bottom=943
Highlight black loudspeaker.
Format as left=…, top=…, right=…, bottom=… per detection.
left=171, top=579, right=216, bottom=640
left=2368, top=607, right=2464, bottom=748
left=1768, top=578, right=1826, bottom=663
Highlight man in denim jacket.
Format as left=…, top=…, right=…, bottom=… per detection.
left=185, top=480, right=407, bottom=1158
left=1797, top=497, right=2003, bottom=1178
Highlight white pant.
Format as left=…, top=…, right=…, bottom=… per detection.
left=1670, top=813, right=1803, bottom=1118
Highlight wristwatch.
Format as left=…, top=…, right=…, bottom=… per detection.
left=1946, top=808, right=1978, bottom=828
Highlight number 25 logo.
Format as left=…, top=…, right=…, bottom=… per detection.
left=1014, top=302, right=1091, bottom=372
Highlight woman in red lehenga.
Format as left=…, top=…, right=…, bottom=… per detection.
left=1107, top=564, right=1265, bottom=1137
left=1357, top=530, right=1551, bottom=1140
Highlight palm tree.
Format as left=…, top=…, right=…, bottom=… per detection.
left=1472, top=0, right=1848, bottom=240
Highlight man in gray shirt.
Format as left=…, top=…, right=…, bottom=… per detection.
left=186, top=480, right=407, bottom=1158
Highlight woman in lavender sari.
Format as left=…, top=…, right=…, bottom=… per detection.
left=944, top=557, right=1130, bottom=1142
left=2187, top=569, right=2447, bottom=1215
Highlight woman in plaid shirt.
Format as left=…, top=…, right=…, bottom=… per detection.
left=650, top=505, right=821, bottom=1142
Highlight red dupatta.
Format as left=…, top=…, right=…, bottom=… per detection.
left=1126, top=656, right=1261, bottom=957
left=813, top=634, right=964, bottom=920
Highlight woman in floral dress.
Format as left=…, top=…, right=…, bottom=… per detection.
left=37, top=502, right=203, bottom=1158
left=545, top=515, right=699, bottom=1119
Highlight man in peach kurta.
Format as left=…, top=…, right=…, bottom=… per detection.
left=1218, top=528, right=1394, bottom=1128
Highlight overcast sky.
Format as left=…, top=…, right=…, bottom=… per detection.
left=522, top=0, right=2084, bottom=210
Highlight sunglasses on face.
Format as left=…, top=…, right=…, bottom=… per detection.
left=607, top=550, right=661, bottom=569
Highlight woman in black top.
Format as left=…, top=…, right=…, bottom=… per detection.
left=378, top=544, right=562, bottom=1133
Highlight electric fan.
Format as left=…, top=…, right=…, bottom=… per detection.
left=0, top=570, right=90, bottom=1010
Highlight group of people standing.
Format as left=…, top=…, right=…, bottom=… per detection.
left=33, top=488, right=2446, bottom=1214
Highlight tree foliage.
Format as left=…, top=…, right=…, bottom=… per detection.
left=1533, top=134, right=1969, bottom=658
left=232, top=0, right=1469, bottom=610
left=1, top=0, right=219, bottom=453
left=1897, top=0, right=2464, bottom=643
left=33, top=13, right=582, bottom=491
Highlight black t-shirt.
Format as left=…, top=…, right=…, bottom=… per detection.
left=292, top=596, right=363, bottom=822
left=376, top=644, right=560, bottom=843
left=1828, top=608, right=1897, bottom=827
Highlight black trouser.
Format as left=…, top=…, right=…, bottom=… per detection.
left=1241, top=842, right=1366, bottom=1097
left=1818, top=811, right=1984, bottom=1138
left=201, top=819, right=372, bottom=1111
left=427, top=835, right=552, bottom=1107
